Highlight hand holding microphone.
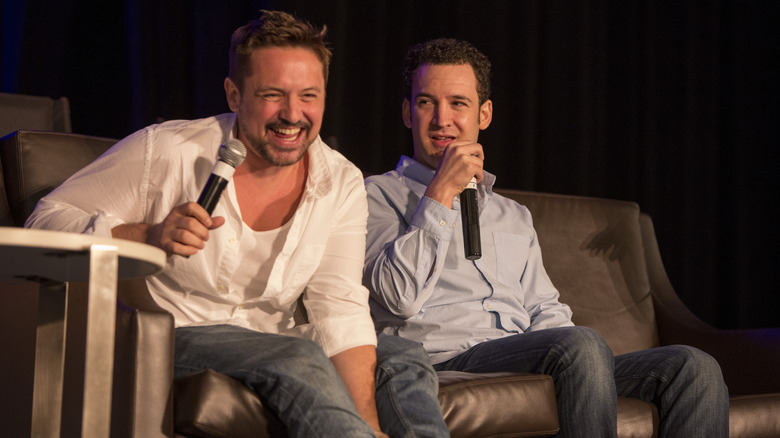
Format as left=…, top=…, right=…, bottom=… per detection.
left=424, top=141, right=483, bottom=260
left=151, top=139, right=247, bottom=257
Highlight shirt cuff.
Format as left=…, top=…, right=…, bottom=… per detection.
left=314, top=313, right=378, bottom=358
left=410, top=196, right=459, bottom=240
left=87, top=211, right=126, bottom=238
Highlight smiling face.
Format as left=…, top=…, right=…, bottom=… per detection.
left=225, top=46, right=325, bottom=168
left=403, top=63, right=492, bottom=170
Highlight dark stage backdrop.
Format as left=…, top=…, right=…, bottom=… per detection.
left=3, top=0, right=778, bottom=329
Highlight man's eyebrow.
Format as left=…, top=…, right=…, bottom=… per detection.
left=449, top=94, right=474, bottom=103
left=413, top=92, right=474, bottom=104
left=414, top=92, right=436, bottom=101
left=255, top=86, right=323, bottom=93
left=255, top=86, right=283, bottom=94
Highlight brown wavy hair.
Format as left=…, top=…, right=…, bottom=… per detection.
left=228, top=10, right=332, bottom=90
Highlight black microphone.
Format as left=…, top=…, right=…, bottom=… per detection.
left=197, top=139, right=247, bottom=215
left=459, top=177, right=481, bottom=260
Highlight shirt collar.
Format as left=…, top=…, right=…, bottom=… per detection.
left=395, top=155, right=497, bottom=194
left=304, top=137, right=332, bottom=198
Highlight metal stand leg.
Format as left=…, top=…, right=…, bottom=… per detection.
left=81, top=244, right=118, bottom=437
left=31, top=281, right=68, bottom=438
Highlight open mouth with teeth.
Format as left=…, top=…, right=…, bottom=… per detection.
left=271, top=126, right=305, bottom=144
left=430, top=135, right=456, bottom=149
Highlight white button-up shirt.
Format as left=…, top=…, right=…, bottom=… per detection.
left=26, top=113, right=377, bottom=357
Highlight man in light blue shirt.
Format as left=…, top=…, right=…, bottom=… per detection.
left=363, top=38, right=728, bottom=437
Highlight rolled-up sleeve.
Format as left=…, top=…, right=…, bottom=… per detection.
left=303, top=169, right=377, bottom=357
left=25, top=129, right=151, bottom=236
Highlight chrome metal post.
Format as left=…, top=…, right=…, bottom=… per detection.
left=80, top=244, right=118, bottom=437
left=31, top=281, right=68, bottom=438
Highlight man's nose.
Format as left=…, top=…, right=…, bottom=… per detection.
left=432, top=104, right=451, bottom=127
left=280, top=98, right=302, bottom=123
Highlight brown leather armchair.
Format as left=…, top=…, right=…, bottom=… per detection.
left=495, top=189, right=780, bottom=438
left=1, top=130, right=778, bottom=437
left=0, top=92, right=72, bottom=138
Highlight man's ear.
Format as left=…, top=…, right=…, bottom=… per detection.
left=225, top=77, right=241, bottom=112
left=479, top=99, right=493, bottom=130
left=402, top=99, right=412, bottom=128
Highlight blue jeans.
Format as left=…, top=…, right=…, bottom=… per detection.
left=375, top=334, right=449, bottom=438
left=174, top=325, right=448, bottom=438
left=433, top=326, right=728, bottom=438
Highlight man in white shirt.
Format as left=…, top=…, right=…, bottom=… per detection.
left=26, top=11, right=448, bottom=438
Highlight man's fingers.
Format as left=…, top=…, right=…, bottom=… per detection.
left=155, top=202, right=221, bottom=257
left=172, top=227, right=208, bottom=249
left=161, top=239, right=200, bottom=257
left=175, top=202, right=213, bottom=228
left=444, top=140, right=484, bottom=160
left=209, top=216, right=227, bottom=230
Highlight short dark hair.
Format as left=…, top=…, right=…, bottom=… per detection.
left=228, top=10, right=332, bottom=90
left=402, top=38, right=492, bottom=105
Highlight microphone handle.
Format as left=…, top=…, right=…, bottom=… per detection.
left=197, top=174, right=229, bottom=215
left=459, top=179, right=481, bottom=260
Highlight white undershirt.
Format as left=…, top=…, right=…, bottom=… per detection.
left=230, top=219, right=293, bottom=302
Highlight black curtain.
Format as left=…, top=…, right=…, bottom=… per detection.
left=3, top=0, right=778, bottom=329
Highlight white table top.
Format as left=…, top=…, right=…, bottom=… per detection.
left=0, top=227, right=166, bottom=283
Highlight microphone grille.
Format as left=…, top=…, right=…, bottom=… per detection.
left=219, top=139, right=247, bottom=168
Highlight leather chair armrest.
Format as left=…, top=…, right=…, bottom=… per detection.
left=640, top=213, right=780, bottom=395
left=729, top=393, right=780, bottom=437
left=113, top=278, right=175, bottom=438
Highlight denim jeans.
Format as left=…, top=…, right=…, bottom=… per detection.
left=433, top=326, right=728, bottom=438
left=375, top=334, right=450, bottom=438
left=174, top=325, right=448, bottom=438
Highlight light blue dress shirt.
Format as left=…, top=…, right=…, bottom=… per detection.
left=364, top=156, right=573, bottom=364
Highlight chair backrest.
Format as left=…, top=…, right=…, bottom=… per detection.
left=494, top=188, right=659, bottom=356
left=0, top=130, right=117, bottom=226
left=0, top=93, right=72, bottom=138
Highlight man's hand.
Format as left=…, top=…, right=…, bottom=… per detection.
left=424, top=140, right=484, bottom=208
left=112, top=202, right=225, bottom=257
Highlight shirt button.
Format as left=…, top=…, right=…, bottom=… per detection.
left=229, top=237, right=237, bottom=244
left=217, top=284, right=226, bottom=293
left=439, top=220, right=447, bottom=226
left=487, top=304, right=493, bottom=310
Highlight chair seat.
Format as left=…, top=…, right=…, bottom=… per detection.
left=173, top=369, right=559, bottom=438
left=174, top=369, right=287, bottom=438
left=437, top=370, right=558, bottom=438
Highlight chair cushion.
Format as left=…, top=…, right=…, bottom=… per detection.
left=173, top=369, right=558, bottom=438
left=174, top=369, right=286, bottom=438
left=616, top=397, right=658, bottom=438
left=437, top=371, right=558, bottom=438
